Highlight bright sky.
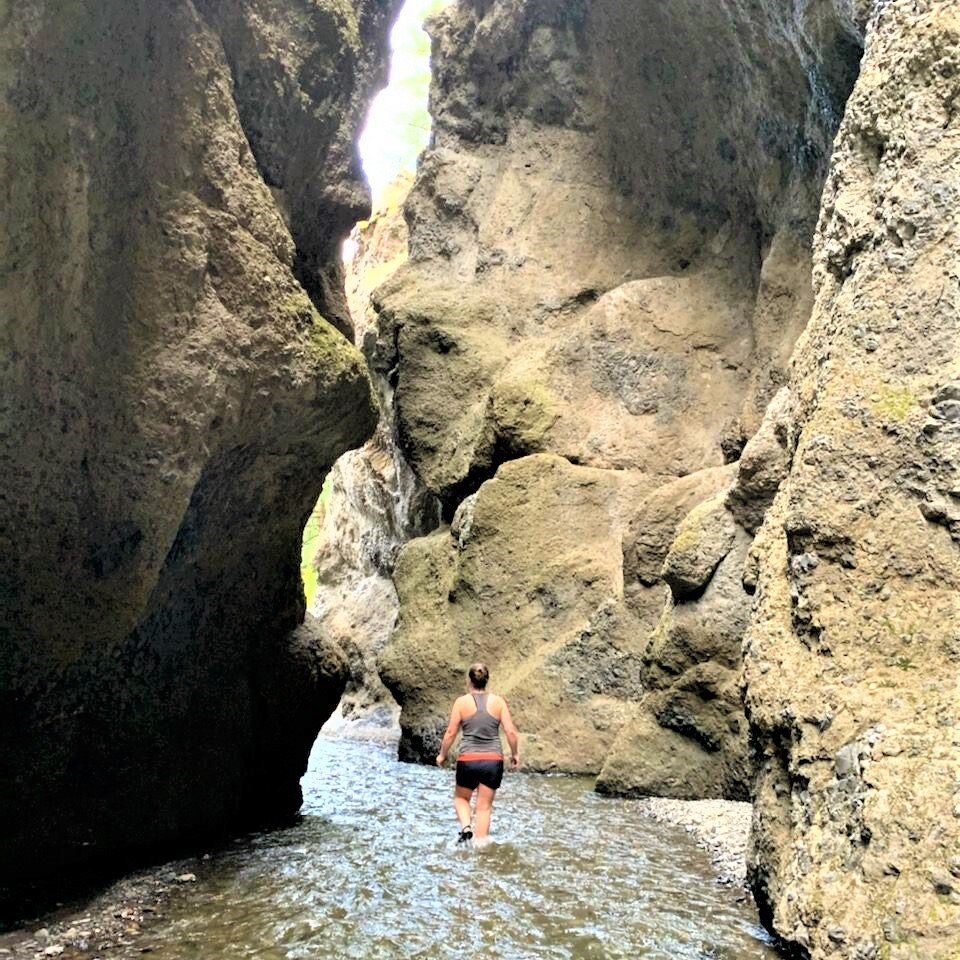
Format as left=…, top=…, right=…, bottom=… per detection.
left=358, top=0, right=451, bottom=202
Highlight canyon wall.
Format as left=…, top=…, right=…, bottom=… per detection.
left=310, top=178, right=441, bottom=733
left=376, top=0, right=865, bottom=795
left=368, top=1, right=959, bottom=955
left=744, top=1, right=960, bottom=956
left=0, top=0, right=396, bottom=914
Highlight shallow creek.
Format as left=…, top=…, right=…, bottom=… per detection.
left=142, top=737, right=779, bottom=960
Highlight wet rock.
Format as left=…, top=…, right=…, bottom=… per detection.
left=309, top=180, right=442, bottom=732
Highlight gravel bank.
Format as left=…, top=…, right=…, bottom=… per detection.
left=0, top=858, right=206, bottom=960
left=637, top=797, right=753, bottom=886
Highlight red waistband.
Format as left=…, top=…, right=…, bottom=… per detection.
left=457, top=752, right=503, bottom=762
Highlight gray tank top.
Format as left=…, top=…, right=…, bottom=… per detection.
left=459, top=693, right=503, bottom=757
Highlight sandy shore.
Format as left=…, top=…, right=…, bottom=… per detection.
left=636, top=797, right=753, bottom=886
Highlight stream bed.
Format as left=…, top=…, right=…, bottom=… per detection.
left=141, top=736, right=779, bottom=960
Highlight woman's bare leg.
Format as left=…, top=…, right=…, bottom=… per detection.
left=474, top=785, right=496, bottom=839
left=454, top=785, right=474, bottom=830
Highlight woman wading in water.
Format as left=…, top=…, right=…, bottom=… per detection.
left=436, top=662, right=520, bottom=844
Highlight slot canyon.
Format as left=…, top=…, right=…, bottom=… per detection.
left=1, top=1, right=958, bottom=958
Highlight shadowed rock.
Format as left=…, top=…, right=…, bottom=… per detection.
left=0, top=0, right=396, bottom=917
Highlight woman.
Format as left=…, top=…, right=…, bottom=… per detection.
left=436, top=662, right=520, bottom=843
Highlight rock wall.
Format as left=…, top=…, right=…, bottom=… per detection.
left=310, top=178, right=441, bottom=733
left=376, top=0, right=865, bottom=794
left=744, top=1, right=960, bottom=956
left=0, top=0, right=395, bottom=915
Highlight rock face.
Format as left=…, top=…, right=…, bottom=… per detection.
left=380, top=453, right=650, bottom=769
left=743, top=2, right=960, bottom=956
left=310, top=178, right=441, bottom=732
left=0, top=0, right=395, bottom=914
left=375, top=0, right=865, bottom=791
left=597, top=389, right=795, bottom=801
left=597, top=489, right=754, bottom=801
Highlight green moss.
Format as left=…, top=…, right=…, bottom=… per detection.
left=668, top=495, right=722, bottom=557
left=872, top=386, right=916, bottom=422
left=670, top=525, right=701, bottom=555
left=306, top=314, right=361, bottom=372
left=491, top=377, right=560, bottom=451
left=281, top=290, right=317, bottom=327
left=312, top=0, right=361, bottom=53
left=300, top=476, right=333, bottom=608
left=280, top=290, right=367, bottom=378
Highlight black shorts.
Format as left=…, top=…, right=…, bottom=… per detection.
left=455, top=758, right=504, bottom=791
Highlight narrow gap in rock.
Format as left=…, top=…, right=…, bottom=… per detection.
left=300, top=0, right=449, bottom=744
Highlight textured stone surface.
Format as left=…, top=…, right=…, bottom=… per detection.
left=310, top=178, right=441, bottom=732
left=599, top=490, right=753, bottom=801
left=379, top=454, right=649, bottom=772
left=370, top=0, right=865, bottom=515
left=661, top=493, right=739, bottom=600
left=0, top=0, right=394, bottom=914
left=376, top=0, right=865, bottom=791
left=743, top=2, right=960, bottom=956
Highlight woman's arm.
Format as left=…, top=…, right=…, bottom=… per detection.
left=436, top=700, right=462, bottom=766
left=500, top=699, right=520, bottom=769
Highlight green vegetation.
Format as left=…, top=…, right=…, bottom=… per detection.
left=301, top=476, right=333, bottom=608
left=360, top=0, right=451, bottom=199
left=282, top=290, right=318, bottom=326
left=889, top=655, right=917, bottom=671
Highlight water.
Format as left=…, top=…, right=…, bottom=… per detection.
left=142, top=737, right=779, bottom=960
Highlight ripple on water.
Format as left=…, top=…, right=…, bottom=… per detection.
left=141, top=738, right=779, bottom=960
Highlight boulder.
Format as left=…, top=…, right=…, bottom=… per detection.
left=379, top=454, right=649, bottom=772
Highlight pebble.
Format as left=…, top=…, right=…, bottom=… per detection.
left=636, top=797, right=751, bottom=885
left=828, top=926, right=847, bottom=943
left=931, top=872, right=955, bottom=895
left=836, top=743, right=861, bottom=778
left=3, top=857, right=202, bottom=959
